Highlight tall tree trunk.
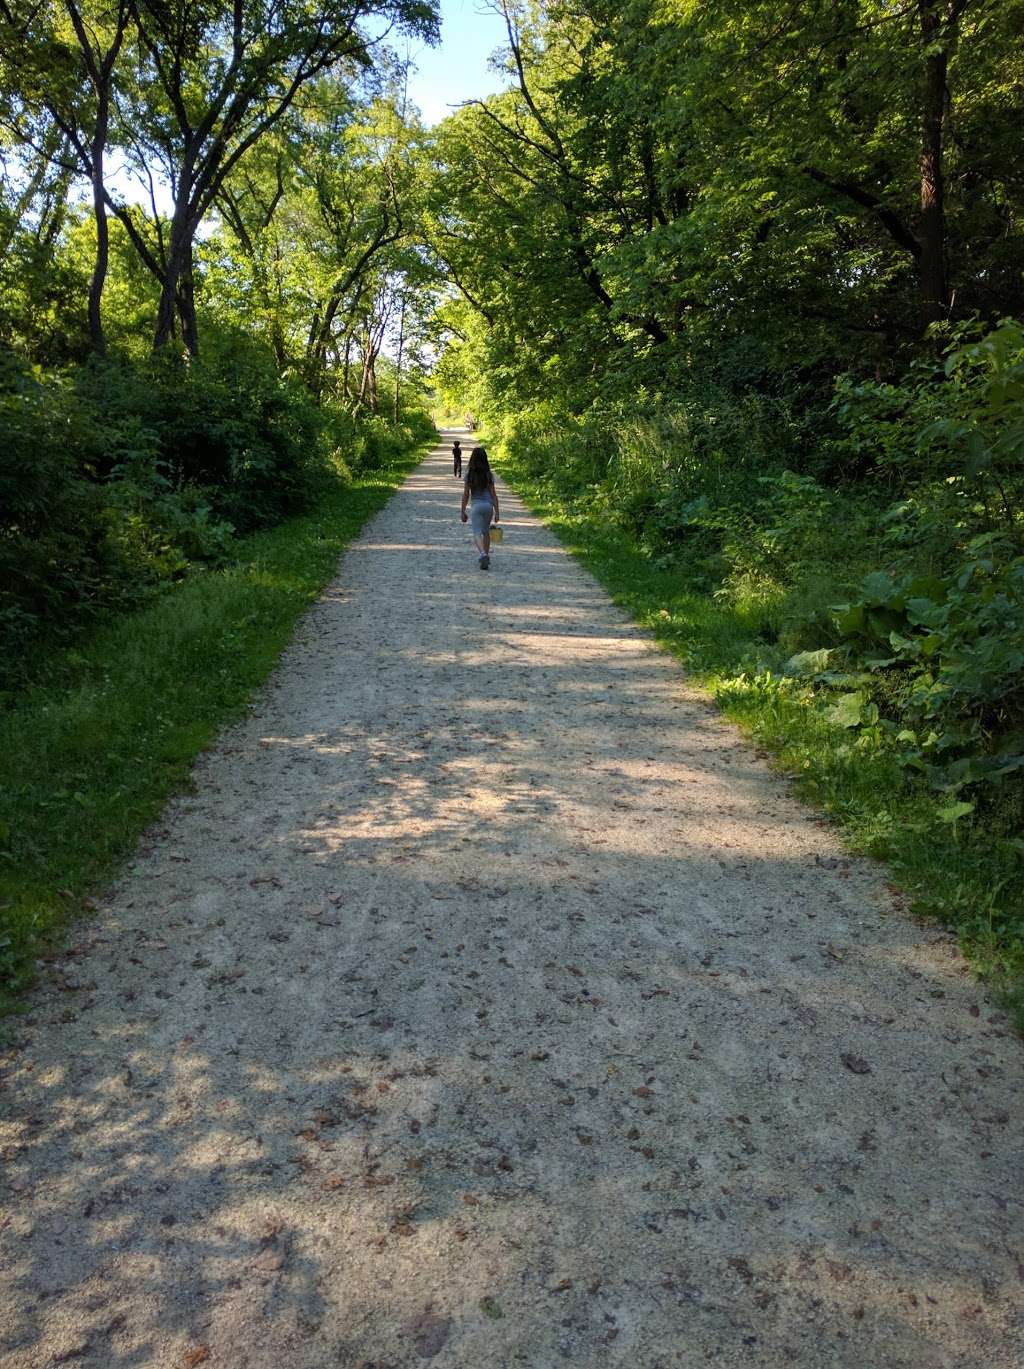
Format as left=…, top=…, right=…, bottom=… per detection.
left=393, top=292, right=405, bottom=423
left=87, top=103, right=110, bottom=356
left=918, top=0, right=949, bottom=328
left=917, top=0, right=970, bottom=327
left=355, top=334, right=373, bottom=412
left=154, top=240, right=187, bottom=350
left=176, top=244, right=199, bottom=356
left=306, top=296, right=341, bottom=400
left=154, top=188, right=198, bottom=352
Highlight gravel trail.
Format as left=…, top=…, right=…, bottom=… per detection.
left=2, top=433, right=1022, bottom=1369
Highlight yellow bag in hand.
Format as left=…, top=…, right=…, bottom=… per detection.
left=489, top=524, right=504, bottom=544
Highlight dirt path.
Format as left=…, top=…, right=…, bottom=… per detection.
left=2, top=433, right=1022, bottom=1369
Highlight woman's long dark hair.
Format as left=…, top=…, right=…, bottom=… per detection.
left=466, top=447, right=491, bottom=494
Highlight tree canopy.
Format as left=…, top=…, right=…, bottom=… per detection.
left=425, top=0, right=1024, bottom=417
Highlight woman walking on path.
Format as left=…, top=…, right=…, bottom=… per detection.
left=460, top=446, right=500, bottom=570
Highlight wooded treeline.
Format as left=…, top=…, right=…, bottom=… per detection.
left=426, top=0, right=1024, bottom=991
left=0, top=0, right=441, bottom=678
left=431, top=0, right=1023, bottom=396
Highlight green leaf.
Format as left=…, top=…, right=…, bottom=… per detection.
left=784, top=648, right=832, bottom=677
left=825, top=692, right=863, bottom=728
left=866, top=608, right=903, bottom=639
left=936, top=801, right=975, bottom=823
left=861, top=571, right=897, bottom=604
left=906, top=597, right=946, bottom=627
left=906, top=575, right=947, bottom=604
left=888, top=631, right=917, bottom=653
left=834, top=602, right=865, bottom=635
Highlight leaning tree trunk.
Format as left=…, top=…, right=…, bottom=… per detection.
left=64, top=0, right=128, bottom=357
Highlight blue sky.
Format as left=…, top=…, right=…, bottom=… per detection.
left=405, top=0, right=513, bottom=125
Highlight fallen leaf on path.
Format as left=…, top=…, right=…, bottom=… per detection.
left=53, top=1342, right=92, bottom=1364
left=184, top=1346, right=210, bottom=1367
left=412, top=1312, right=451, bottom=1358
left=841, top=1053, right=872, bottom=1075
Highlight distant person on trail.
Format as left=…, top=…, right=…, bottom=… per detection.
left=452, top=439, right=463, bottom=478
left=460, top=446, right=499, bottom=571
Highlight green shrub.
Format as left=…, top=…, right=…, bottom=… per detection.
left=0, top=357, right=125, bottom=659
left=831, top=540, right=1024, bottom=805
left=0, top=338, right=433, bottom=686
left=349, top=411, right=439, bottom=472
left=829, top=318, right=1024, bottom=545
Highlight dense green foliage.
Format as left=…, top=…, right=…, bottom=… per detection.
left=427, top=1, right=1024, bottom=1011
left=0, top=343, right=432, bottom=683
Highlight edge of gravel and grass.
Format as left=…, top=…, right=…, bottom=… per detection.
left=496, top=450, right=1024, bottom=1032
left=0, top=442, right=430, bottom=1016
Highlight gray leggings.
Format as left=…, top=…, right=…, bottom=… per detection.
left=470, top=500, right=493, bottom=537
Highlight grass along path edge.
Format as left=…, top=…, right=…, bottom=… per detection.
left=0, top=445, right=428, bottom=1014
left=496, top=451, right=1024, bottom=1033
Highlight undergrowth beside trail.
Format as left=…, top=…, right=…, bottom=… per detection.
left=496, top=450, right=1024, bottom=1033
left=0, top=443, right=428, bottom=1014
